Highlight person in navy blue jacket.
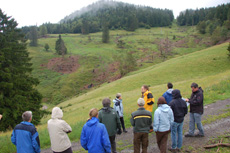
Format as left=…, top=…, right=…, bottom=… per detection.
left=11, top=111, right=40, bottom=153
left=81, top=108, right=111, bottom=153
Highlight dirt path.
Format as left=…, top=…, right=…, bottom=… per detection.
left=42, top=99, right=230, bottom=153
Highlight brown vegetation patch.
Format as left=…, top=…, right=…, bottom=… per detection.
left=216, top=38, right=230, bottom=45
left=41, top=56, right=80, bottom=74
left=174, top=38, right=188, bottom=48
left=138, top=48, right=149, bottom=53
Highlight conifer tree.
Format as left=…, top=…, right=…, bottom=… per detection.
left=44, top=43, right=49, bottom=51
left=102, top=22, right=110, bottom=43
left=102, top=16, right=110, bottom=43
left=81, top=18, right=89, bottom=34
left=126, top=13, right=138, bottom=31
left=40, top=25, right=47, bottom=37
left=29, top=26, right=38, bottom=46
left=0, top=9, right=43, bottom=131
left=55, top=35, right=67, bottom=55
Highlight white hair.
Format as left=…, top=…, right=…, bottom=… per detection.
left=22, top=111, right=32, bottom=121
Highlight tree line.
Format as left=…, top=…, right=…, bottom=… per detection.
left=177, top=3, right=230, bottom=44
left=177, top=3, right=230, bottom=26
left=21, top=1, right=174, bottom=35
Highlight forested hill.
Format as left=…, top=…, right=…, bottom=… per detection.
left=177, top=3, right=230, bottom=26
left=33, top=0, right=173, bottom=34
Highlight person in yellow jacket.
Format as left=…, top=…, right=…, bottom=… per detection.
left=141, top=85, right=155, bottom=112
left=141, top=85, right=155, bottom=132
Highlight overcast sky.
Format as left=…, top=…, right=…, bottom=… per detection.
left=1, top=0, right=229, bottom=27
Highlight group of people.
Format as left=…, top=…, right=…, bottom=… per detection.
left=9, top=82, right=204, bottom=153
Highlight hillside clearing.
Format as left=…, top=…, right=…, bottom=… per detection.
left=1, top=43, right=230, bottom=153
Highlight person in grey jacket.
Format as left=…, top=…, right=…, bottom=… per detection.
left=48, top=107, right=73, bottom=153
left=154, top=97, right=174, bottom=153
left=113, top=93, right=127, bottom=133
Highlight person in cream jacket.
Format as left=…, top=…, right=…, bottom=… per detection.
left=48, top=107, right=73, bottom=153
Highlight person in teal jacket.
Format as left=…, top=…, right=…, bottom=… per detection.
left=81, top=108, right=111, bottom=153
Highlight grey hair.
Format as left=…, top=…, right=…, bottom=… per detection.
left=116, top=93, right=122, bottom=98
left=102, top=98, right=111, bottom=107
left=137, top=98, right=145, bottom=106
left=22, top=111, right=32, bottom=122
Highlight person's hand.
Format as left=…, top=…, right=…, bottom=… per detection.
left=117, top=129, right=122, bottom=135
left=185, top=98, right=189, bottom=102
left=0, top=114, right=2, bottom=120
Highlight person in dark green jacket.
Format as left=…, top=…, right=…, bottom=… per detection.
left=130, top=98, right=152, bottom=153
left=99, top=98, right=122, bottom=153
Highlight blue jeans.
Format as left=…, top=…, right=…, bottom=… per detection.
left=171, top=122, right=183, bottom=149
left=189, top=113, right=204, bottom=135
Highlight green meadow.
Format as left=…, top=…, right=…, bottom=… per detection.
left=0, top=25, right=230, bottom=152
left=29, top=25, right=208, bottom=105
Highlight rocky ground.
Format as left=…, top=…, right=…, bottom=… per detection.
left=42, top=99, right=230, bottom=153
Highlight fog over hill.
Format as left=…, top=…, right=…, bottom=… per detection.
left=60, top=0, right=169, bottom=23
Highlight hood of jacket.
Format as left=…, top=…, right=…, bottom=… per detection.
left=199, top=87, right=203, bottom=93
left=101, top=107, right=113, bottom=113
left=51, top=107, right=63, bottom=119
left=158, top=104, right=171, bottom=113
left=86, top=117, right=99, bottom=127
left=172, top=89, right=182, bottom=99
left=166, top=89, right=173, bottom=94
left=113, top=98, right=122, bottom=103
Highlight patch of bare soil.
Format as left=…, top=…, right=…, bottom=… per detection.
left=41, top=99, right=230, bottom=153
left=82, top=62, right=121, bottom=90
left=41, top=56, right=80, bottom=74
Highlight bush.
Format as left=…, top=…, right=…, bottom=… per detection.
left=44, top=43, right=49, bottom=51
left=173, top=35, right=176, bottom=40
left=227, top=43, right=230, bottom=58
left=145, top=25, right=151, bottom=29
left=117, top=40, right=125, bottom=48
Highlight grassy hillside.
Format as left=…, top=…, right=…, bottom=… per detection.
left=29, top=25, right=208, bottom=105
left=1, top=41, right=229, bottom=152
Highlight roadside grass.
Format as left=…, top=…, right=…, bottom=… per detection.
left=204, top=133, right=230, bottom=153
left=1, top=42, right=230, bottom=152
left=202, top=108, right=230, bottom=125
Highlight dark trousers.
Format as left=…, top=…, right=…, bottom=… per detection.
left=156, top=131, right=170, bottom=153
left=109, top=135, right=117, bottom=153
left=53, top=147, right=73, bottom=153
left=120, top=117, right=126, bottom=130
left=134, top=132, right=148, bottom=153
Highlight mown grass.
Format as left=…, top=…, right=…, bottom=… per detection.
left=0, top=42, right=229, bottom=152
